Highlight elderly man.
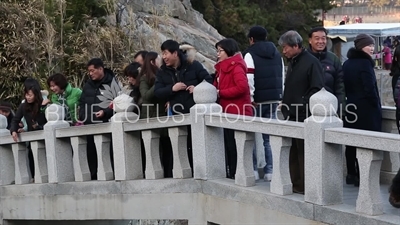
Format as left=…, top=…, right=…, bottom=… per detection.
left=279, top=30, right=324, bottom=194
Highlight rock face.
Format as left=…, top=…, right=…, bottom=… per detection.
left=116, top=0, right=223, bottom=73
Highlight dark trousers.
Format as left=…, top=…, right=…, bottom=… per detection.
left=160, top=134, right=173, bottom=178
left=86, top=135, right=114, bottom=180
left=345, top=146, right=359, bottom=177
left=289, top=138, right=304, bottom=192
left=396, top=107, right=400, bottom=134
left=27, top=143, right=34, bottom=179
left=187, top=125, right=193, bottom=173
left=224, top=129, right=237, bottom=179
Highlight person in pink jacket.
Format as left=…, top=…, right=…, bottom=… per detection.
left=383, top=43, right=393, bottom=70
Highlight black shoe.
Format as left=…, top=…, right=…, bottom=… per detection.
left=389, top=185, right=400, bottom=208
left=293, top=187, right=305, bottom=195
left=346, top=175, right=355, bottom=184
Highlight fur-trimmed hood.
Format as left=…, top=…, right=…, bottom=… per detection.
left=179, top=44, right=197, bottom=64
left=347, top=47, right=375, bottom=67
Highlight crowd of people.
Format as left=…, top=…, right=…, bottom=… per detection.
left=0, top=25, right=399, bottom=208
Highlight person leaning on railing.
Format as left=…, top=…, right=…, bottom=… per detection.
left=47, top=73, right=82, bottom=126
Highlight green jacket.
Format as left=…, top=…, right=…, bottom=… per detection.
left=139, top=75, right=166, bottom=119
left=50, top=83, right=82, bottom=123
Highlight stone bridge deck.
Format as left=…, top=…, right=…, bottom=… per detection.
left=1, top=178, right=399, bottom=225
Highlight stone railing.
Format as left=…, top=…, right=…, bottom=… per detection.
left=0, top=81, right=400, bottom=224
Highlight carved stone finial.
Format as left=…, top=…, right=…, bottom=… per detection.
left=45, top=104, right=64, bottom=122
left=309, top=88, right=338, bottom=117
left=0, top=114, right=7, bottom=130
left=193, top=80, right=217, bottom=104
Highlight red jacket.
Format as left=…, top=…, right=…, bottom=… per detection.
left=214, top=53, right=253, bottom=116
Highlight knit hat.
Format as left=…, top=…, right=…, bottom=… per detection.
left=354, top=34, right=375, bottom=50
left=0, top=101, right=12, bottom=112
left=247, top=26, right=268, bottom=41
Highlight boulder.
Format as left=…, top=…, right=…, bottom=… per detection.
left=115, top=0, right=224, bottom=73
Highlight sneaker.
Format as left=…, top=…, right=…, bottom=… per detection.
left=254, top=170, right=260, bottom=180
left=264, top=173, right=272, bottom=182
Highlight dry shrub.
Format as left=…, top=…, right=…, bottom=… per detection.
left=0, top=0, right=148, bottom=107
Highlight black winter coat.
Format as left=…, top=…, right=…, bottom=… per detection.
left=281, top=49, right=325, bottom=122
left=343, top=48, right=381, bottom=132
left=10, top=103, right=47, bottom=133
left=154, top=55, right=212, bottom=114
left=309, top=47, right=346, bottom=113
left=79, top=68, right=117, bottom=124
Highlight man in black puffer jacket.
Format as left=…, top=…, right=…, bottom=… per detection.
left=155, top=40, right=212, bottom=175
left=79, top=58, right=119, bottom=124
left=308, top=27, right=345, bottom=117
left=155, top=40, right=212, bottom=114
left=79, top=58, right=120, bottom=180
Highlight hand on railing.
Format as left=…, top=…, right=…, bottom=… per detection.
left=11, top=131, right=18, bottom=142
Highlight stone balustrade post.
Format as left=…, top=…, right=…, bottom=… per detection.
left=111, top=94, right=142, bottom=180
left=270, top=136, right=292, bottom=195
left=304, top=88, right=343, bottom=205
left=44, top=104, right=74, bottom=183
left=0, top=115, right=14, bottom=185
left=356, top=148, right=384, bottom=216
left=31, top=141, right=48, bottom=183
left=190, top=80, right=226, bottom=180
left=169, top=126, right=192, bottom=178
left=70, top=136, right=91, bottom=181
left=381, top=111, right=400, bottom=173
left=12, top=143, right=30, bottom=184
left=234, top=131, right=255, bottom=187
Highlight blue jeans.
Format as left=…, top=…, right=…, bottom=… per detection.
left=253, top=103, right=278, bottom=174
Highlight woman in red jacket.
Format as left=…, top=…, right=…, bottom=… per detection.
left=214, top=39, right=253, bottom=116
left=214, top=38, right=253, bottom=179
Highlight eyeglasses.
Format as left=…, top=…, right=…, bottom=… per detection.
left=217, top=49, right=225, bottom=54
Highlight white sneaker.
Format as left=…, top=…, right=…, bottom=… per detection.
left=254, top=170, right=260, bottom=180
left=264, top=173, right=272, bottom=182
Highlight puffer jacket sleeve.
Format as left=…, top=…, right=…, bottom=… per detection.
left=69, top=88, right=82, bottom=123
left=219, top=64, right=250, bottom=99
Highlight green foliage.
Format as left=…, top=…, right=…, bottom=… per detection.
left=191, top=0, right=334, bottom=48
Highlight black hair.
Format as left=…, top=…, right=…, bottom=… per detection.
left=247, top=26, right=268, bottom=42
left=24, top=77, right=42, bottom=90
left=124, top=62, right=141, bottom=79
left=47, top=73, right=68, bottom=90
left=215, top=38, right=240, bottom=57
left=161, top=40, right=180, bottom=54
left=87, top=58, right=104, bottom=69
left=134, top=51, right=148, bottom=62
left=24, top=84, right=43, bottom=119
left=308, top=27, right=328, bottom=38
